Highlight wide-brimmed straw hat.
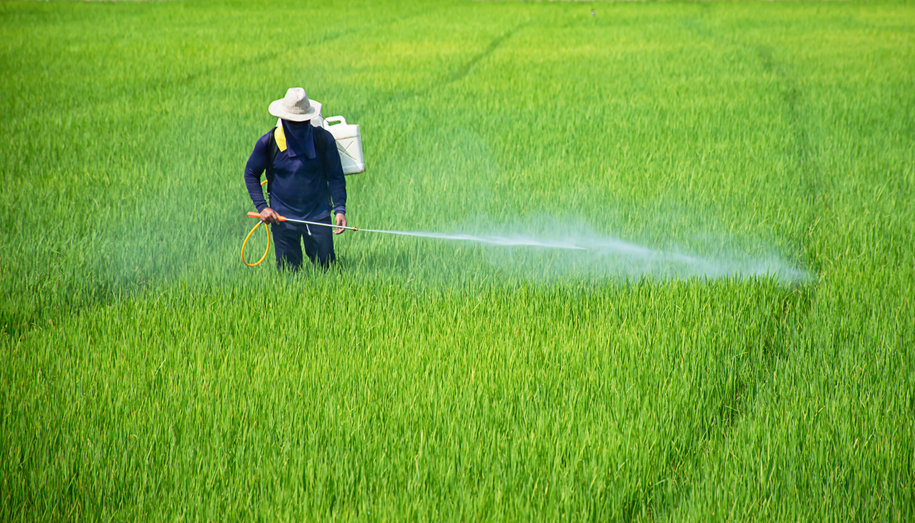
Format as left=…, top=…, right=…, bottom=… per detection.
left=268, top=88, right=321, bottom=122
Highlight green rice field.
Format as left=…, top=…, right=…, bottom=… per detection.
left=1, top=0, right=913, bottom=519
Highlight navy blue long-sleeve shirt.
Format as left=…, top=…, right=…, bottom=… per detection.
left=244, top=125, right=346, bottom=221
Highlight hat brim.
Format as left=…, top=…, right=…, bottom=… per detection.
left=268, top=98, right=322, bottom=122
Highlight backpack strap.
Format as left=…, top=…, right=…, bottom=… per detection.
left=313, top=124, right=326, bottom=155
left=264, top=126, right=280, bottom=193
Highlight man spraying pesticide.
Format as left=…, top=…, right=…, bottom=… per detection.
left=241, top=89, right=587, bottom=267
left=244, top=88, right=356, bottom=270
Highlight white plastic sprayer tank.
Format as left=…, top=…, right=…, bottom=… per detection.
left=323, top=116, right=365, bottom=175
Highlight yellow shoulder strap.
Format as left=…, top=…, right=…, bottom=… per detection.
left=274, top=125, right=287, bottom=152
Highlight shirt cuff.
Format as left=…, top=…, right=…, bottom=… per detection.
left=333, top=206, right=345, bottom=215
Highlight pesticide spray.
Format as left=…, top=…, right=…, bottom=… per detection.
left=242, top=211, right=810, bottom=282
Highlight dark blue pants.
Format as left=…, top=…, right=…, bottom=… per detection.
left=271, top=217, right=336, bottom=270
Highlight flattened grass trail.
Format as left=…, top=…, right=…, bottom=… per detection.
left=1, top=0, right=913, bottom=519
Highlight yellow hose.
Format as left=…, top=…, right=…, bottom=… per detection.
left=241, top=180, right=271, bottom=267
left=241, top=221, right=270, bottom=267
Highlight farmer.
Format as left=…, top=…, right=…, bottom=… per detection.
left=244, top=88, right=347, bottom=270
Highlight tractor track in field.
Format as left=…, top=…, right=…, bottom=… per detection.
left=682, top=7, right=826, bottom=274
left=380, top=19, right=528, bottom=107
left=753, top=42, right=829, bottom=277
left=87, top=4, right=450, bottom=108
left=371, top=20, right=528, bottom=161
left=620, top=285, right=817, bottom=519
left=447, top=22, right=527, bottom=84
left=616, top=15, right=824, bottom=518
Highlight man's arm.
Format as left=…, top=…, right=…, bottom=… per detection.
left=244, top=134, right=271, bottom=213
left=320, top=129, right=346, bottom=217
left=320, top=129, right=347, bottom=233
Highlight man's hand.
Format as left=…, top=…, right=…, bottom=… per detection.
left=259, top=207, right=280, bottom=224
left=334, top=213, right=347, bottom=235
